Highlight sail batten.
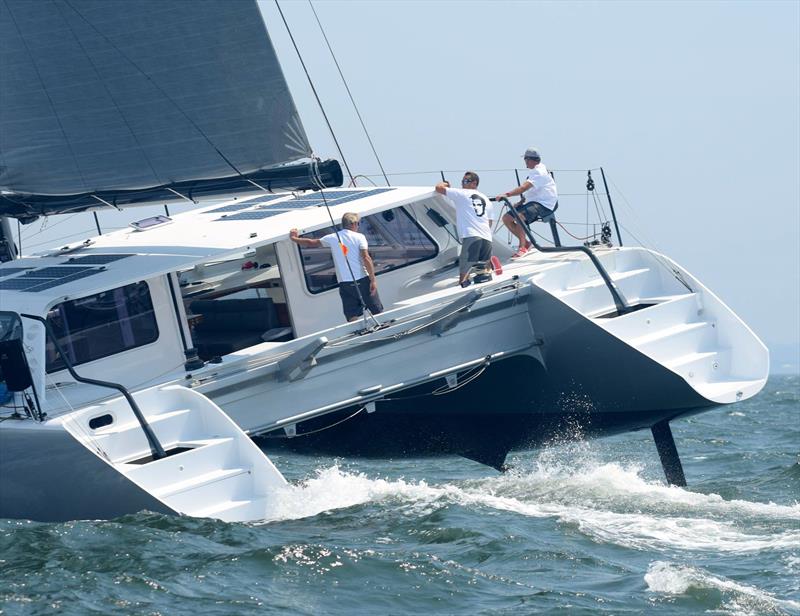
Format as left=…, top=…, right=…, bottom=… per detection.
left=0, top=0, right=337, bottom=218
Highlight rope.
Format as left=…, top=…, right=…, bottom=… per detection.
left=348, top=174, right=378, bottom=187
left=432, top=362, right=488, bottom=395
left=309, top=162, right=381, bottom=328
left=384, top=361, right=490, bottom=401
left=309, top=1, right=390, bottom=187
left=555, top=222, right=595, bottom=241
left=275, top=0, right=354, bottom=184
left=45, top=375, right=110, bottom=461
left=260, top=405, right=366, bottom=438
left=323, top=282, right=521, bottom=349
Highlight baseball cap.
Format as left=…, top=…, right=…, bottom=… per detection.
left=523, top=148, right=541, bottom=159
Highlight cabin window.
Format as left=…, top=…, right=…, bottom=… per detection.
left=298, top=207, right=438, bottom=294
left=45, top=281, right=159, bottom=373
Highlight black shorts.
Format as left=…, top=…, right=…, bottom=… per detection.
left=338, top=277, right=383, bottom=320
left=459, top=237, right=492, bottom=275
left=515, top=201, right=554, bottom=224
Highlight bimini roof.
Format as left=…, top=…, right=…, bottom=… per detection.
left=0, top=187, right=434, bottom=311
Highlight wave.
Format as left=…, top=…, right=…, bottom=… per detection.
left=256, top=458, right=800, bottom=554
left=645, top=561, right=800, bottom=615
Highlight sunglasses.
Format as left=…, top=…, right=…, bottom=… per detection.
left=461, top=178, right=475, bottom=184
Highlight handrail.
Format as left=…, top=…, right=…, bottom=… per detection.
left=493, top=197, right=631, bottom=315
left=20, top=313, right=166, bottom=461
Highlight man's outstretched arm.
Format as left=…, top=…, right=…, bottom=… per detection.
left=496, top=180, right=533, bottom=202
left=289, top=229, right=323, bottom=248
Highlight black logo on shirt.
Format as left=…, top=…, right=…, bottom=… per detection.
left=470, top=194, right=486, bottom=217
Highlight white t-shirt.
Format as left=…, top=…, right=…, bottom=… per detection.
left=523, top=163, right=558, bottom=209
left=444, top=188, right=494, bottom=242
left=320, top=228, right=368, bottom=282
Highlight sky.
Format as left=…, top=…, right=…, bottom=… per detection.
left=14, top=0, right=800, bottom=371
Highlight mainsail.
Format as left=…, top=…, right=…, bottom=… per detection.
left=0, top=0, right=342, bottom=219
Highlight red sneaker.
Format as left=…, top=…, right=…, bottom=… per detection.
left=511, top=247, right=529, bottom=259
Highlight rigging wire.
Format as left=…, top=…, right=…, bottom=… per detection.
left=308, top=1, right=391, bottom=187
left=605, top=177, right=693, bottom=292
left=259, top=405, right=367, bottom=438
left=275, top=0, right=355, bottom=185
left=309, top=161, right=381, bottom=329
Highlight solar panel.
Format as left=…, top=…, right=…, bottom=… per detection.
left=0, top=267, right=32, bottom=279
left=290, top=191, right=356, bottom=201
left=217, top=210, right=290, bottom=221
left=22, top=269, right=102, bottom=292
left=66, top=254, right=133, bottom=265
left=207, top=202, right=255, bottom=213
left=215, top=188, right=397, bottom=221
left=248, top=194, right=292, bottom=205
left=208, top=194, right=289, bottom=213
left=290, top=188, right=395, bottom=206
left=263, top=200, right=318, bottom=209
left=288, top=188, right=394, bottom=204
left=24, top=266, right=96, bottom=279
left=0, top=277, right=45, bottom=291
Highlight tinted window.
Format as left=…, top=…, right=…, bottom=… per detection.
left=299, top=208, right=438, bottom=293
left=46, top=281, right=159, bottom=373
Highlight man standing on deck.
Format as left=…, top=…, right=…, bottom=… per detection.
left=496, top=147, right=558, bottom=258
left=435, top=171, right=494, bottom=287
left=289, top=212, right=383, bottom=322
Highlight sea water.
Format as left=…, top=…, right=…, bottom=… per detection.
left=1, top=375, right=797, bottom=615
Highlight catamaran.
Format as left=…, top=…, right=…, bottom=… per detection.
left=0, top=0, right=768, bottom=522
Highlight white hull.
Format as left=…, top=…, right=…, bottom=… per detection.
left=0, top=187, right=768, bottom=518
left=0, top=385, right=287, bottom=523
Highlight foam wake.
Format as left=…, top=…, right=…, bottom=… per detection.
left=257, top=461, right=799, bottom=555
left=645, top=561, right=800, bottom=615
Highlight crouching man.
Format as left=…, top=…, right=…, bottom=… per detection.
left=435, top=171, right=494, bottom=287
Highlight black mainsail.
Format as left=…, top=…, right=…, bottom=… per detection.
left=0, top=0, right=342, bottom=220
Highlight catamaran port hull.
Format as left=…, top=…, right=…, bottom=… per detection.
left=0, top=425, right=173, bottom=522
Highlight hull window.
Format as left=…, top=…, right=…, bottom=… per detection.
left=45, top=281, right=159, bottom=373
left=298, top=207, right=438, bottom=294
